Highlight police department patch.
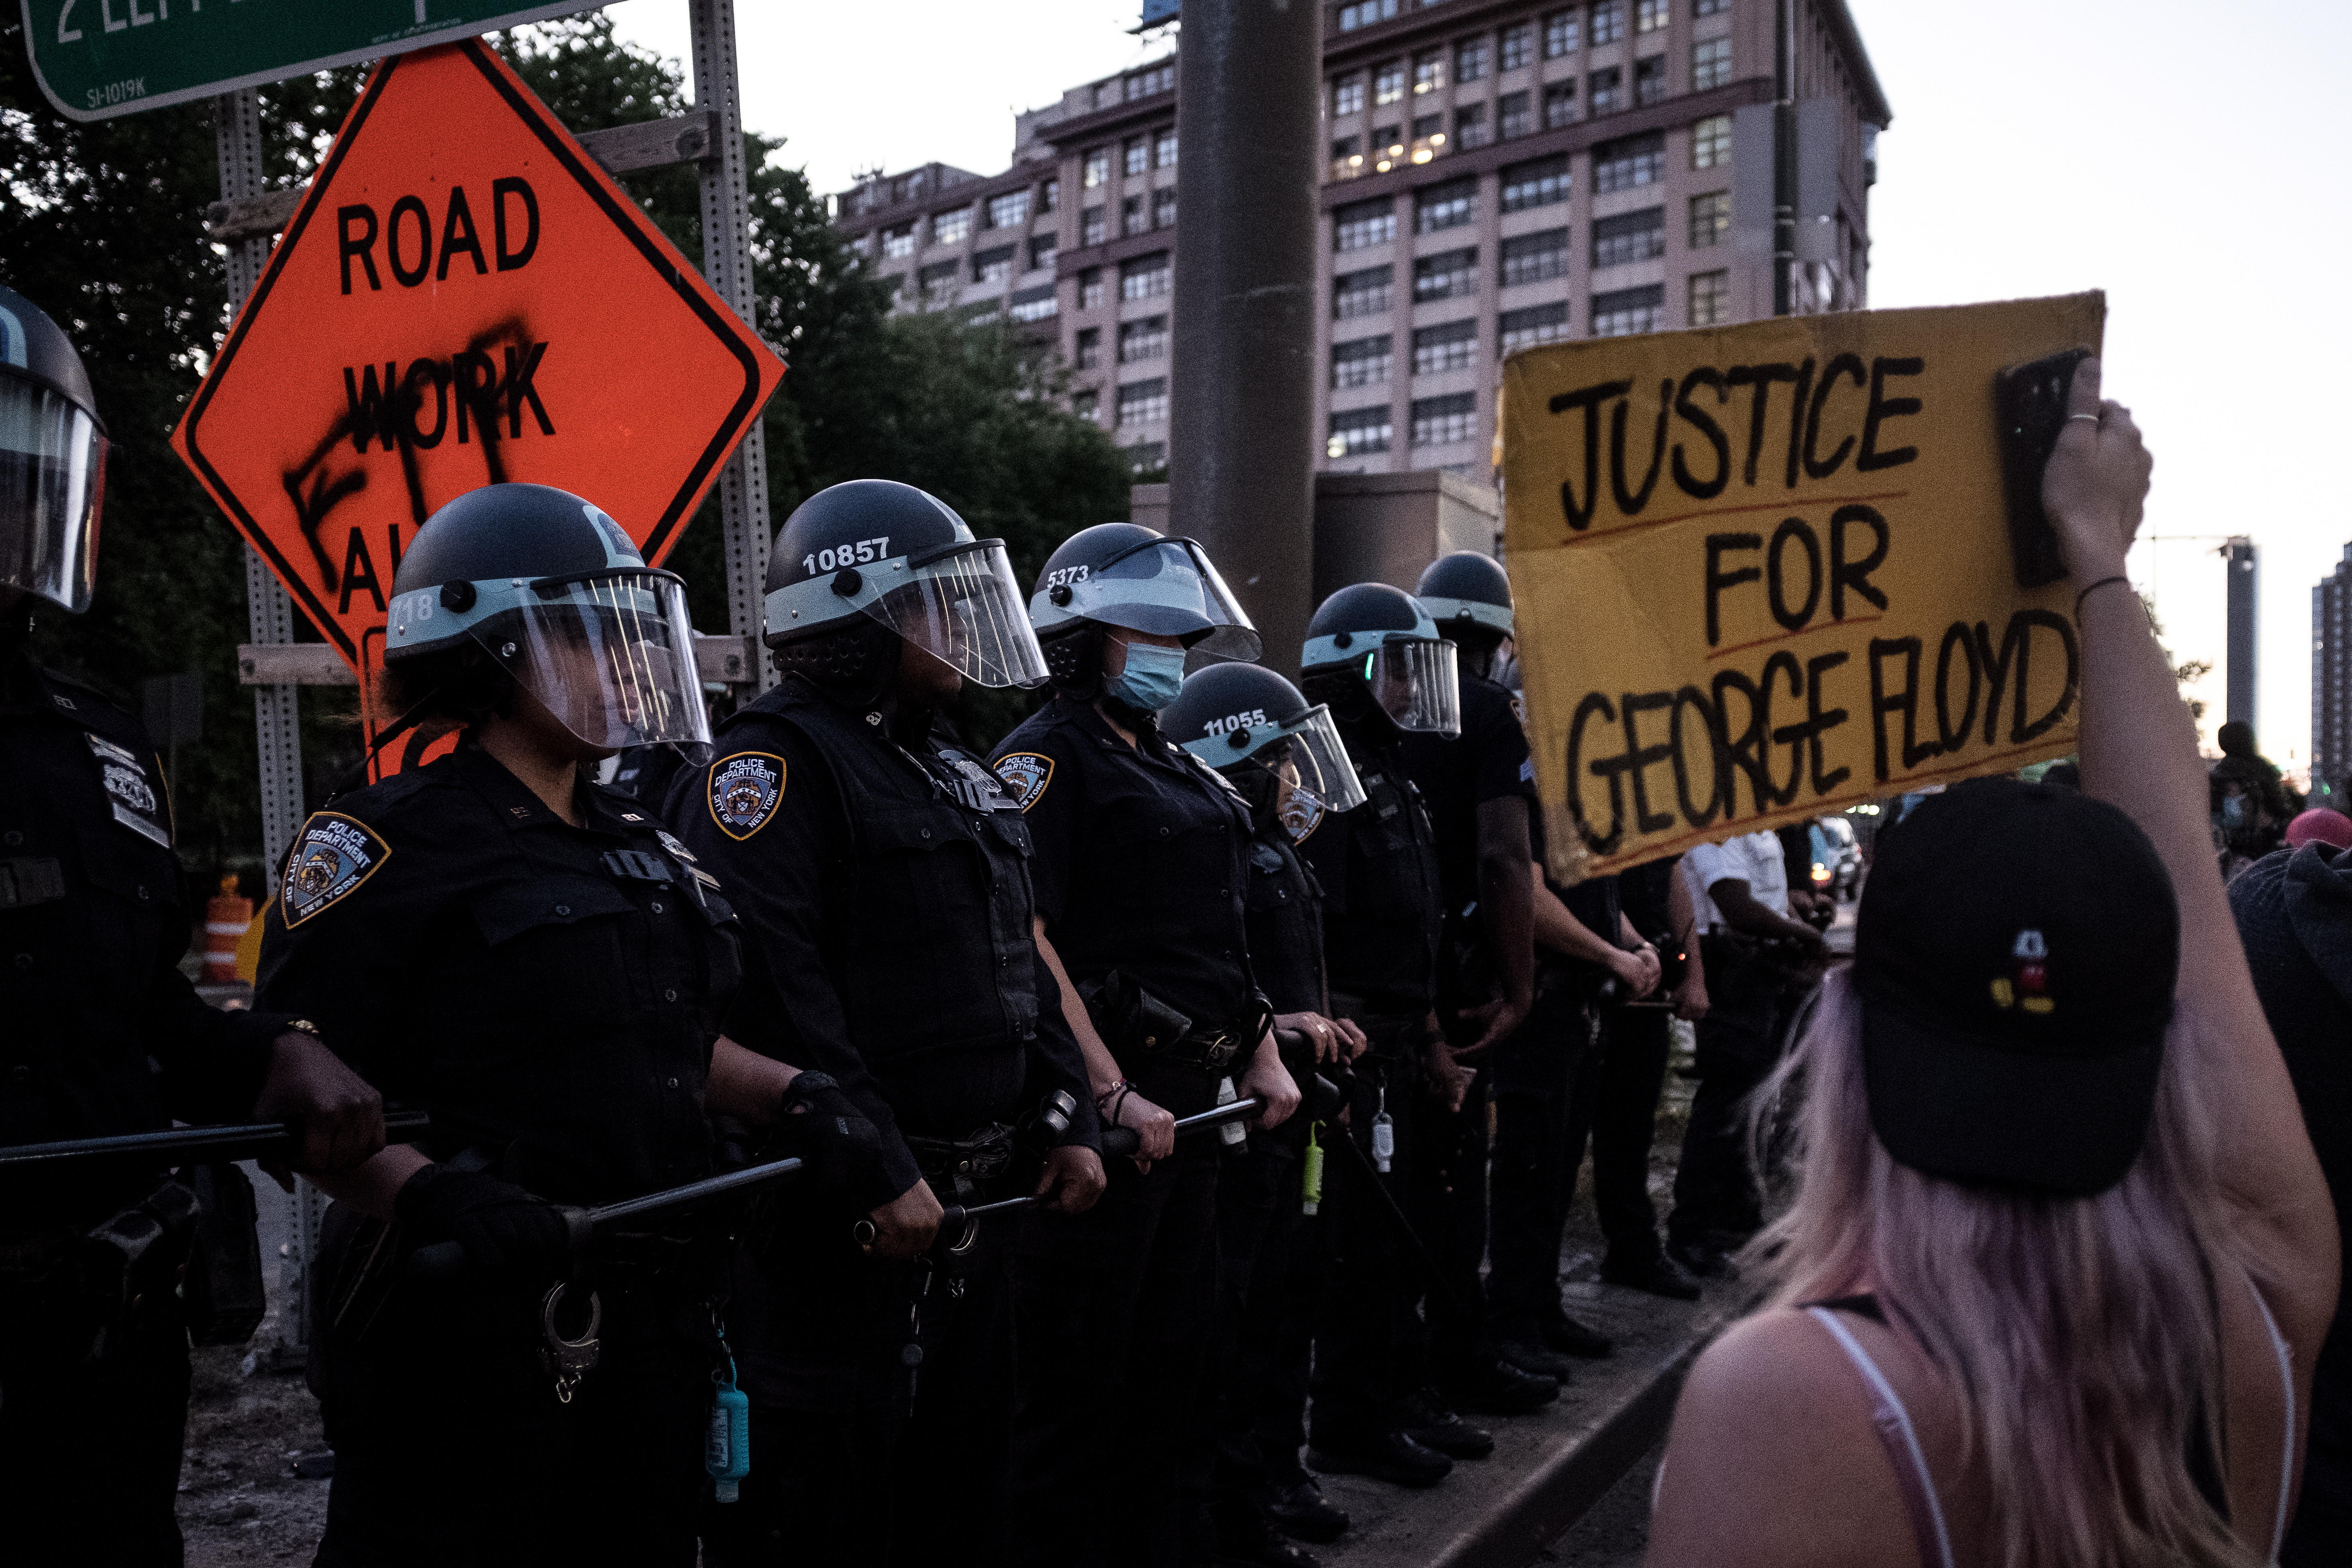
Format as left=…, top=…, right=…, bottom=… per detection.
left=281, top=813, right=390, bottom=927
left=708, top=752, right=786, bottom=841
left=993, top=752, right=1053, bottom=813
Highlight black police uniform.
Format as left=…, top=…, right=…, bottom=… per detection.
left=1295, top=721, right=1444, bottom=1446
left=256, top=742, right=740, bottom=1568
left=1394, top=672, right=1536, bottom=1380
left=991, top=693, right=1260, bottom=1568
left=672, top=678, right=1097, bottom=1568
left=1566, top=855, right=1681, bottom=1273
left=0, top=658, right=294, bottom=1566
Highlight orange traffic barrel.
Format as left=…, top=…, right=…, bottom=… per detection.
left=205, top=874, right=254, bottom=983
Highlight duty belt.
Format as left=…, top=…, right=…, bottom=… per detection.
left=904, top=1123, right=1017, bottom=1185
left=1133, top=1029, right=1245, bottom=1074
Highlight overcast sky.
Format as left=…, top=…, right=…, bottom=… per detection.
left=607, top=0, right=2352, bottom=774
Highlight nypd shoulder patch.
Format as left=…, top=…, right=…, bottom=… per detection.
left=708, top=752, right=787, bottom=841
left=282, top=812, right=391, bottom=927
left=993, top=752, right=1054, bottom=813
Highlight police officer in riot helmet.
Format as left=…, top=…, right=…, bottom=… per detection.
left=1163, top=663, right=1371, bottom=1564
left=1295, top=583, right=1559, bottom=1490
left=0, top=284, right=385, bottom=1566
left=674, top=479, right=1106, bottom=1567
left=991, top=521, right=1301, bottom=1567
left=257, top=482, right=806, bottom=1566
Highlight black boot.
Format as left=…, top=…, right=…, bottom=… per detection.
left=1256, top=1476, right=1349, bottom=1545
left=1304, top=1428, right=1452, bottom=1488
left=1215, top=1506, right=1320, bottom=1568
left=1398, top=1388, right=1494, bottom=1459
left=1601, top=1248, right=1702, bottom=1301
left=1435, top=1357, right=1559, bottom=1416
left=1538, top=1310, right=1614, bottom=1358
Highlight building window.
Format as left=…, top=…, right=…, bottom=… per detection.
left=1154, top=187, right=1178, bottom=229
left=1083, top=147, right=1110, bottom=188
left=1334, top=264, right=1395, bottom=319
left=1414, top=247, right=1478, bottom=302
left=1333, top=334, right=1394, bottom=389
left=1128, top=63, right=1174, bottom=99
left=1328, top=405, right=1393, bottom=458
left=1594, top=130, right=1666, bottom=191
left=987, top=191, right=1030, bottom=230
left=1120, top=315, right=1170, bottom=363
left=1335, top=196, right=1398, bottom=251
left=1030, top=234, right=1059, bottom=270
left=1417, top=179, right=1477, bottom=233
left=1080, top=269, right=1106, bottom=309
left=1689, top=190, right=1730, bottom=248
left=1695, top=0, right=1730, bottom=13
left=1455, top=104, right=1491, bottom=149
left=881, top=223, right=916, bottom=260
left=1040, top=178, right=1060, bottom=213
left=1637, top=0, right=1670, bottom=32
left=1334, top=73, right=1368, bottom=116
left=1499, top=91, right=1532, bottom=138
left=1412, top=392, right=1477, bottom=446
left=1333, top=136, right=1367, bottom=180
left=1502, top=153, right=1571, bottom=211
left=1543, top=81, right=1577, bottom=128
left=932, top=206, right=973, bottom=247
left=1501, top=23, right=1533, bottom=70
left=1688, top=269, right=1730, bottom=326
left=1124, top=440, right=1166, bottom=474
left=1073, top=388, right=1099, bottom=422
left=1372, top=124, right=1405, bottom=171
left=1590, top=1, right=1625, bottom=45
left=1413, top=319, right=1478, bottom=375
left=1414, top=49, right=1447, bottom=98
left=1375, top=59, right=1407, bottom=105
left=1338, top=0, right=1400, bottom=31
left=1592, top=282, right=1664, bottom=336
left=1543, top=9, right=1580, bottom=56
left=1121, top=253, right=1172, bottom=300
left=918, top=261, right=959, bottom=305
left=1456, top=37, right=1490, bottom=82
left=1156, top=128, right=1180, bottom=168
left=1501, top=227, right=1570, bottom=286
left=1122, top=196, right=1146, bottom=237
left=1692, top=113, right=1731, bottom=168
left=1092, top=82, right=1114, bottom=111
left=1634, top=56, right=1667, bottom=107
left=1124, top=137, right=1150, bottom=177
left=1589, top=66, right=1623, bottom=115
left=1592, top=206, right=1665, bottom=266
left=1075, top=327, right=1103, bottom=368
left=1117, top=377, right=1169, bottom=427
left=1691, top=37, right=1731, bottom=91
left=1081, top=205, right=1106, bottom=245
left=1009, top=283, right=1058, bottom=323
left=972, top=245, right=1016, bottom=284
left=1499, top=301, right=1570, bottom=356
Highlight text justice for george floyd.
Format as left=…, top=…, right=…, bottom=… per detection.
left=1504, top=297, right=2094, bottom=873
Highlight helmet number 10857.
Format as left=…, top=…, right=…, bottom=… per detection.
left=805, top=538, right=890, bottom=574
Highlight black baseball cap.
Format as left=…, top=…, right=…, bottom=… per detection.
left=1854, top=780, right=2179, bottom=1197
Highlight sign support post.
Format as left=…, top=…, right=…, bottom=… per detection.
left=688, top=0, right=777, bottom=690
left=214, top=85, right=323, bottom=1365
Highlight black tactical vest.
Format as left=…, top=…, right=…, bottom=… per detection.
left=1300, top=736, right=1444, bottom=1016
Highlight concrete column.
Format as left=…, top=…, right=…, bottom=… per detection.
left=1170, top=0, right=1324, bottom=675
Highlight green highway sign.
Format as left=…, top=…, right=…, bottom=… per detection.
left=19, top=1, right=600, bottom=122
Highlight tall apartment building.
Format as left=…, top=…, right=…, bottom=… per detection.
left=830, top=0, right=1889, bottom=478
left=2313, top=544, right=2352, bottom=794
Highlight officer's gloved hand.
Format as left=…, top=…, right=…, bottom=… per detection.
left=395, top=1164, right=573, bottom=1282
left=765, top=1072, right=889, bottom=1205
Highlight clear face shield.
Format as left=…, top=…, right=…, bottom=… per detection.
left=0, top=374, right=106, bottom=614
left=1368, top=636, right=1462, bottom=736
left=1252, top=705, right=1370, bottom=820
left=1090, top=536, right=1262, bottom=662
left=861, top=539, right=1050, bottom=689
left=475, top=571, right=712, bottom=754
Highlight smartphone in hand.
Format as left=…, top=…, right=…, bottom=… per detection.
left=1993, top=346, right=2094, bottom=588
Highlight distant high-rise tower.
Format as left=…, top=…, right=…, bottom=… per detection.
left=2313, top=544, right=2352, bottom=797
left=2224, top=537, right=2256, bottom=731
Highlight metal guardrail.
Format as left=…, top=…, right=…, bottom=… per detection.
left=235, top=633, right=760, bottom=688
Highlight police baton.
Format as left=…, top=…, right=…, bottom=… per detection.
left=409, top=1155, right=806, bottom=1281
left=0, top=1108, right=435, bottom=1173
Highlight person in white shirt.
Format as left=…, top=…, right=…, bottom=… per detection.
left=1666, top=829, right=1828, bottom=1277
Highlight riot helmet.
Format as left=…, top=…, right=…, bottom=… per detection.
left=764, top=479, right=1048, bottom=701
left=0, top=286, right=107, bottom=615
left=1300, top=582, right=1462, bottom=738
left=1029, top=522, right=1261, bottom=695
left=1162, top=663, right=1367, bottom=840
left=385, top=483, right=708, bottom=754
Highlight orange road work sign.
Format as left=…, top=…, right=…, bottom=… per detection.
left=172, top=39, right=784, bottom=673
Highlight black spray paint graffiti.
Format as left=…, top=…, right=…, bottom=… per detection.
left=277, top=317, right=554, bottom=615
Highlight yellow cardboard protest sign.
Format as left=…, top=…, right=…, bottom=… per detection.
left=1501, top=293, right=2103, bottom=882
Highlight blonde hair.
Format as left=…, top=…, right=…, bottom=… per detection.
left=1749, top=970, right=2266, bottom=1568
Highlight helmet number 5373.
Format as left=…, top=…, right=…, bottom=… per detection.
left=805, top=537, right=890, bottom=574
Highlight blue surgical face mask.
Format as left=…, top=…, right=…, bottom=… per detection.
left=1104, top=640, right=1187, bottom=712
